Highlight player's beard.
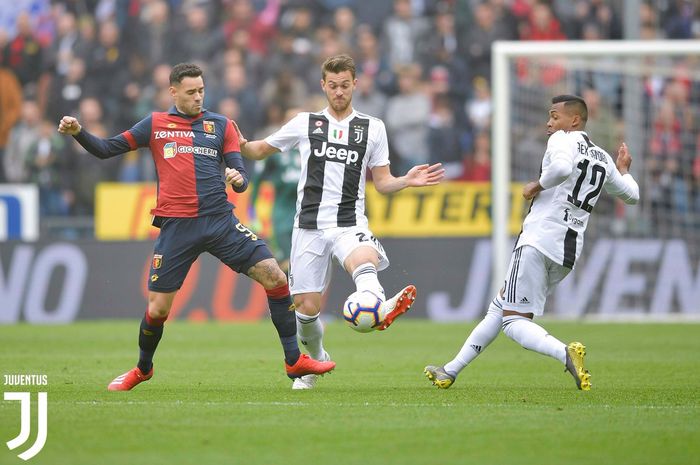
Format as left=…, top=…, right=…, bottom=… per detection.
left=330, top=96, right=351, bottom=113
left=188, top=103, right=202, bottom=116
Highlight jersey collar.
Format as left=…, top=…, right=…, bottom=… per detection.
left=168, top=105, right=207, bottom=118
left=322, top=107, right=357, bottom=124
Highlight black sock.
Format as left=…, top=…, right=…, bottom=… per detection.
left=137, top=312, right=165, bottom=374
left=268, top=294, right=301, bottom=366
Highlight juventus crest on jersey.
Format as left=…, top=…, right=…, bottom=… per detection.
left=516, top=130, right=639, bottom=269
left=265, top=108, right=390, bottom=229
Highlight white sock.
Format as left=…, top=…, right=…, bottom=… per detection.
left=352, top=263, right=385, bottom=300
left=444, top=297, right=503, bottom=376
left=501, top=316, right=566, bottom=363
left=295, top=311, right=325, bottom=360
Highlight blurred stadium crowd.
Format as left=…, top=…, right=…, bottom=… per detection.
left=0, top=0, right=698, bottom=236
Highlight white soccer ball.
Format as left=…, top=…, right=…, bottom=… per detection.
left=342, top=291, right=385, bottom=333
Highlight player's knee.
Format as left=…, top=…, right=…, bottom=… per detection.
left=261, top=264, right=288, bottom=290
left=268, top=266, right=288, bottom=289
left=294, top=296, right=320, bottom=316
left=147, top=294, right=173, bottom=319
left=248, top=258, right=288, bottom=289
left=147, top=304, right=170, bottom=320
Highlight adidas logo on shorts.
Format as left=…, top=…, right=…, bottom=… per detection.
left=520, top=297, right=530, bottom=304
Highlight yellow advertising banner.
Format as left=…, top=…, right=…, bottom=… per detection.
left=96, top=181, right=526, bottom=240
left=95, top=183, right=257, bottom=240
left=365, top=181, right=526, bottom=237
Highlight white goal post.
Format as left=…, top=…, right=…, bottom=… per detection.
left=491, top=40, right=700, bottom=298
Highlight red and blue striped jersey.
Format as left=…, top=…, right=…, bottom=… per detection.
left=74, top=106, right=247, bottom=217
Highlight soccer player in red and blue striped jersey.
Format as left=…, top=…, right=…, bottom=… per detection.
left=58, top=63, right=335, bottom=390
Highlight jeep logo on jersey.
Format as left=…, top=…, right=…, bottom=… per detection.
left=313, top=141, right=360, bottom=166
left=163, top=142, right=176, bottom=159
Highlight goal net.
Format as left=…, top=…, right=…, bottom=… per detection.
left=492, top=40, right=700, bottom=318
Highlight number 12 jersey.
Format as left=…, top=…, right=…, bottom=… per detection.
left=516, top=130, right=639, bottom=269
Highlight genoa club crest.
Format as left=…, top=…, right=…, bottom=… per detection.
left=152, top=254, right=163, bottom=269
left=203, top=120, right=215, bottom=134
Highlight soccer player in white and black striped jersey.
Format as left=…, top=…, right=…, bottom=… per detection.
left=425, top=95, right=640, bottom=391
left=237, top=54, right=444, bottom=389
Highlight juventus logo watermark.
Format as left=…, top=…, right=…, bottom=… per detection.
left=4, top=375, right=48, bottom=461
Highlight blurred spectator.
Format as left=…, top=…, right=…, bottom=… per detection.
left=649, top=100, right=683, bottom=161
left=581, top=87, right=617, bottom=153
left=520, top=2, right=567, bottom=41
left=462, top=131, right=491, bottom=181
left=123, top=0, right=176, bottom=67
left=572, top=0, right=622, bottom=40
left=488, top=0, right=519, bottom=39
left=382, top=0, right=430, bottom=68
left=73, top=15, right=97, bottom=62
left=466, top=77, right=492, bottom=134
left=84, top=20, right=128, bottom=115
left=222, top=0, right=280, bottom=57
left=0, top=66, right=23, bottom=181
left=210, top=62, right=262, bottom=138
left=43, top=9, right=79, bottom=78
left=355, top=24, right=394, bottom=94
left=263, top=31, right=315, bottom=88
left=354, top=0, right=394, bottom=34
left=4, top=99, right=39, bottom=183
left=27, top=119, right=72, bottom=215
left=70, top=97, right=117, bottom=214
left=385, top=63, right=431, bottom=173
left=465, top=2, right=511, bottom=80
left=4, top=12, right=44, bottom=89
left=45, top=57, right=87, bottom=122
left=428, top=93, right=463, bottom=178
left=170, top=6, right=220, bottom=63
left=353, top=72, right=387, bottom=120
left=333, top=6, right=357, bottom=50
left=260, top=68, right=308, bottom=112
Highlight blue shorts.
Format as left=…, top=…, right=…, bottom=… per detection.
left=148, top=212, right=273, bottom=292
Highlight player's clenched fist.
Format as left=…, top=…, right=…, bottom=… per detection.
left=57, top=116, right=82, bottom=136
left=225, top=167, right=244, bottom=187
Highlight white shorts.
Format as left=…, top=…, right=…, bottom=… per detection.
left=288, top=226, right=389, bottom=295
left=501, top=245, right=570, bottom=316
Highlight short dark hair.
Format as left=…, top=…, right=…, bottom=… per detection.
left=552, top=94, right=588, bottom=123
left=321, top=54, right=356, bottom=80
left=169, top=63, right=203, bottom=85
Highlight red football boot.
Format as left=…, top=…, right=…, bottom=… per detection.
left=377, top=285, right=417, bottom=330
left=107, top=367, right=153, bottom=391
left=285, top=354, right=336, bottom=379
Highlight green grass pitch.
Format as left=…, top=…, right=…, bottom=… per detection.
left=1, top=321, right=698, bottom=465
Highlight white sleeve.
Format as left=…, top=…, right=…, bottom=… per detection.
left=604, top=169, right=640, bottom=205
left=264, top=113, right=306, bottom=152
left=538, top=131, right=574, bottom=189
left=368, top=119, right=390, bottom=168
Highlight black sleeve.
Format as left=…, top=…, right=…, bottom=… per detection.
left=223, top=151, right=249, bottom=193
left=73, top=129, right=131, bottom=160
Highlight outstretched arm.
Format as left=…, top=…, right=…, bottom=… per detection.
left=232, top=120, right=279, bottom=161
left=57, top=116, right=131, bottom=159
left=370, top=163, right=445, bottom=194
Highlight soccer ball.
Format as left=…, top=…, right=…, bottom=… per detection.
left=342, top=291, right=385, bottom=333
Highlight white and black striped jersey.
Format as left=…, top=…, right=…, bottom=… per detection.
left=516, top=130, right=639, bottom=269
left=264, top=108, right=390, bottom=229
